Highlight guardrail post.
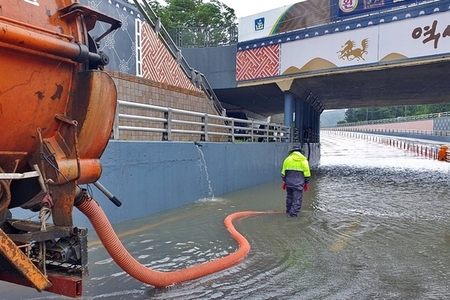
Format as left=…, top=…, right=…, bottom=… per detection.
left=163, top=109, right=172, bottom=141
left=155, top=17, right=161, bottom=34
left=231, top=120, right=235, bottom=143
left=292, top=128, right=298, bottom=143
left=201, top=114, right=207, bottom=141
left=250, top=120, right=255, bottom=142
left=113, top=101, right=120, bottom=140
left=196, top=72, right=203, bottom=87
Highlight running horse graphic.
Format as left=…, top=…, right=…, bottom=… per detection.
left=337, top=38, right=369, bottom=61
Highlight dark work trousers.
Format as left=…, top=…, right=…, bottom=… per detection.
left=286, top=187, right=303, bottom=217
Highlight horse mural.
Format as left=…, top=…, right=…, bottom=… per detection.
left=337, top=38, right=369, bottom=61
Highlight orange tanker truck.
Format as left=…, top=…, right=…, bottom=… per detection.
left=0, top=0, right=121, bottom=297
left=0, top=0, right=269, bottom=297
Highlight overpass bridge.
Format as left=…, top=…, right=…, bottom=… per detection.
left=182, top=0, right=450, bottom=143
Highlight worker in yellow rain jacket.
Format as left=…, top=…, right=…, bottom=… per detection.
left=281, top=144, right=311, bottom=217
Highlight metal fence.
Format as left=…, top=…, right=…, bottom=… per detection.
left=329, top=111, right=450, bottom=128
left=169, top=26, right=238, bottom=48
left=325, top=127, right=450, bottom=138
left=323, top=130, right=450, bottom=163
left=113, top=100, right=291, bottom=143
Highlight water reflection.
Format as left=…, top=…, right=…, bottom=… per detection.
left=2, top=132, right=450, bottom=299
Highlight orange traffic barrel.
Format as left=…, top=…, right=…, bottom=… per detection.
left=438, top=145, right=449, bottom=161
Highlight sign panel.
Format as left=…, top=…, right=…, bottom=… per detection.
left=238, top=6, right=290, bottom=42
left=238, top=0, right=330, bottom=42
left=334, top=0, right=416, bottom=19
left=277, top=10, right=450, bottom=78
left=379, top=11, right=450, bottom=59
left=280, top=28, right=379, bottom=75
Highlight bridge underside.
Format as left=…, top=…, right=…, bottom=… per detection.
left=215, top=58, right=450, bottom=116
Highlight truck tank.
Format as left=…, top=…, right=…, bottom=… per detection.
left=0, top=0, right=120, bottom=297
left=0, top=1, right=270, bottom=296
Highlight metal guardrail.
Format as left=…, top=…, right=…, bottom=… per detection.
left=323, top=129, right=450, bottom=163
left=131, top=0, right=225, bottom=116
left=325, top=127, right=450, bottom=137
left=113, top=100, right=290, bottom=143
left=328, top=111, right=450, bottom=128
left=170, top=26, right=238, bottom=48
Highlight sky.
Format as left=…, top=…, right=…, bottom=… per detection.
left=218, top=0, right=299, bottom=19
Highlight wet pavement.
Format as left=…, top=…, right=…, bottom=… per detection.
left=1, top=131, right=450, bottom=299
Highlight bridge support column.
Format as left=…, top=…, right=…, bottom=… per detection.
left=284, top=92, right=294, bottom=142
left=295, top=98, right=304, bottom=144
left=284, top=92, right=294, bottom=127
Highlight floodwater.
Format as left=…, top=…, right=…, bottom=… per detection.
left=2, top=131, right=450, bottom=299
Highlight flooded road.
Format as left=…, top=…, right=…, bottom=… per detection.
left=2, top=131, right=450, bottom=299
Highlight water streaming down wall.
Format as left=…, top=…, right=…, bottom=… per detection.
left=195, top=144, right=215, bottom=199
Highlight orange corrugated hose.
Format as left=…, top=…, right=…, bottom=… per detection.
left=76, top=197, right=270, bottom=287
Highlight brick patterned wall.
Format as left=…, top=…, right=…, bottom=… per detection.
left=141, top=23, right=201, bottom=91
left=107, top=70, right=228, bottom=142
left=236, top=45, right=280, bottom=81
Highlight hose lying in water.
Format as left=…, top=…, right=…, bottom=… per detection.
left=76, top=197, right=269, bottom=287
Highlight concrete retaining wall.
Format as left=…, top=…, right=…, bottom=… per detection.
left=342, top=116, right=450, bottom=132
left=72, top=141, right=295, bottom=227
left=344, top=119, right=433, bottom=131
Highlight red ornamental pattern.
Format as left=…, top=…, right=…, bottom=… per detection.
left=141, top=23, right=200, bottom=91
left=236, top=45, right=280, bottom=81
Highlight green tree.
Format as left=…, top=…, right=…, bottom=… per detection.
left=345, top=108, right=357, bottom=123
left=344, top=103, right=450, bottom=123
left=148, top=0, right=238, bottom=47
